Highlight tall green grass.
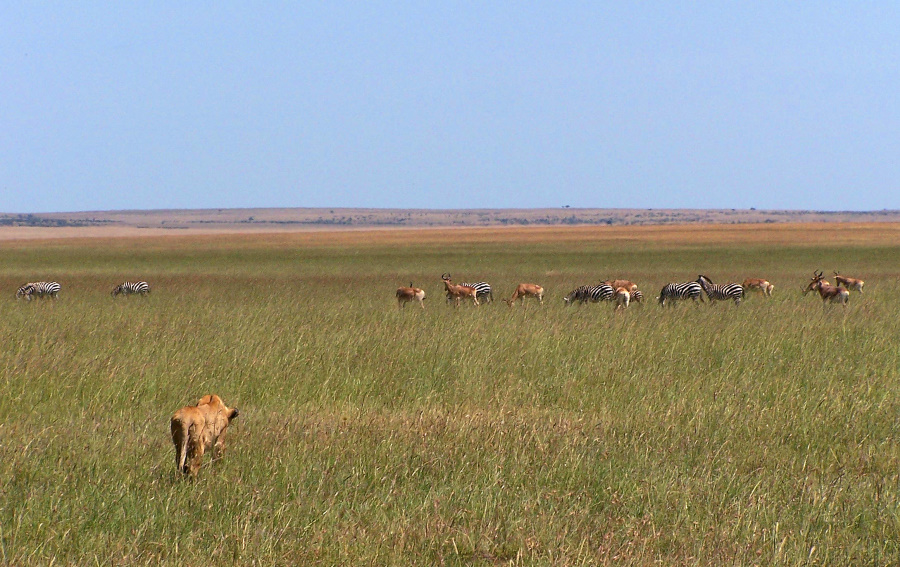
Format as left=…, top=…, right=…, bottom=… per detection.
left=0, top=234, right=898, bottom=565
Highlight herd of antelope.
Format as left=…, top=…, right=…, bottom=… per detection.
left=13, top=272, right=865, bottom=309
left=396, top=271, right=866, bottom=309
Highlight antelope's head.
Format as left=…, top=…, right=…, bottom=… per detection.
left=804, top=270, right=824, bottom=295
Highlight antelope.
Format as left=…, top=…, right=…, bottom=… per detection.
left=804, top=270, right=849, bottom=306
left=833, top=272, right=864, bottom=293
left=504, top=283, right=544, bottom=309
left=602, top=279, right=638, bottom=293
left=396, top=282, right=426, bottom=309
left=613, top=287, right=630, bottom=310
left=742, top=278, right=774, bottom=297
left=441, top=274, right=479, bottom=307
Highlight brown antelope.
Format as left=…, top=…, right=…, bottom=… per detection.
left=504, top=283, right=544, bottom=309
left=613, top=287, right=630, bottom=310
left=804, top=270, right=849, bottom=306
left=396, top=282, right=426, bottom=309
left=602, top=279, right=638, bottom=293
left=742, top=278, right=774, bottom=297
left=833, top=272, right=864, bottom=293
left=441, top=273, right=479, bottom=307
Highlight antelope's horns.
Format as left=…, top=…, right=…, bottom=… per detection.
left=442, top=273, right=451, bottom=280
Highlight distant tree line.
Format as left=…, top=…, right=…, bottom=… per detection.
left=0, top=214, right=112, bottom=227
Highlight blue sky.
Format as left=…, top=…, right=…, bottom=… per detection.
left=2, top=3, right=899, bottom=213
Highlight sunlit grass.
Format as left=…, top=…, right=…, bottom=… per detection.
left=1, top=226, right=899, bottom=564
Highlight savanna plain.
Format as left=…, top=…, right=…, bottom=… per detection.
left=1, top=223, right=899, bottom=566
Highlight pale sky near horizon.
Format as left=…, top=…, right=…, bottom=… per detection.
left=2, top=4, right=899, bottom=214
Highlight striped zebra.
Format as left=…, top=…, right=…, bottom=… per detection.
left=630, top=289, right=644, bottom=304
left=112, top=281, right=151, bottom=297
left=16, top=281, right=61, bottom=301
left=447, top=281, right=493, bottom=304
left=658, top=282, right=703, bottom=306
left=563, top=283, right=615, bottom=305
left=696, top=275, right=743, bottom=305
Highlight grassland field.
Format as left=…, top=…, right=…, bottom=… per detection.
left=1, top=223, right=900, bottom=565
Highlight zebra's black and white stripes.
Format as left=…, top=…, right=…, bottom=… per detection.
left=16, top=281, right=61, bottom=300
left=564, top=284, right=615, bottom=305
left=658, top=282, right=703, bottom=306
left=448, top=281, right=493, bottom=304
left=112, top=281, right=151, bottom=297
left=696, top=275, right=743, bottom=305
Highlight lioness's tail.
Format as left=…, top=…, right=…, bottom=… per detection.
left=171, top=416, right=190, bottom=473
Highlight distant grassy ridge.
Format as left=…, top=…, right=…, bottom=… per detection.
left=6, top=207, right=900, bottom=231
left=1, top=224, right=898, bottom=564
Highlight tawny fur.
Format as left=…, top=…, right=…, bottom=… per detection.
left=170, top=394, right=240, bottom=477
left=504, top=283, right=544, bottom=309
left=396, top=284, right=426, bottom=309
left=613, top=287, right=631, bottom=310
left=833, top=272, right=864, bottom=292
left=441, top=274, right=479, bottom=307
left=742, top=278, right=774, bottom=297
left=602, top=279, right=638, bottom=293
left=805, top=271, right=849, bottom=306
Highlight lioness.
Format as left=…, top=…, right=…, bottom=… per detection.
left=170, top=394, right=240, bottom=477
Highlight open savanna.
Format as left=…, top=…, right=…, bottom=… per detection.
left=1, top=223, right=900, bottom=565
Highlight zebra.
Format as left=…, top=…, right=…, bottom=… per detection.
left=447, top=281, right=493, bottom=304
left=657, top=282, right=703, bottom=306
left=16, top=281, right=61, bottom=301
left=696, top=275, right=743, bottom=305
left=15, top=283, right=35, bottom=300
left=563, top=284, right=615, bottom=305
left=630, top=289, right=644, bottom=304
left=112, top=281, right=151, bottom=297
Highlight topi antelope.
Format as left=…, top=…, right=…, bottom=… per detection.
left=833, top=272, right=864, bottom=293
left=441, top=274, right=479, bottom=307
left=504, top=283, right=544, bottom=309
left=613, top=287, right=630, bottom=310
left=742, top=278, right=774, bottom=297
left=602, top=279, right=638, bottom=294
left=396, top=282, right=426, bottom=309
left=804, top=270, right=849, bottom=306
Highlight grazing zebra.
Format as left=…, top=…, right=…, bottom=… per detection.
left=630, top=289, right=644, bottom=304
left=111, top=281, right=151, bottom=297
left=15, top=283, right=35, bottom=300
left=657, top=282, right=703, bottom=306
left=563, top=284, right=615, bottom=305
left=16, top=281, right=61, bottom=300
left=447, top=281, right=493, bottom=304
left=696, top=275, right=743, bottom=305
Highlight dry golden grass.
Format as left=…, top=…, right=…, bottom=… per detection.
left=3, top=221, right=900, bottom=249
